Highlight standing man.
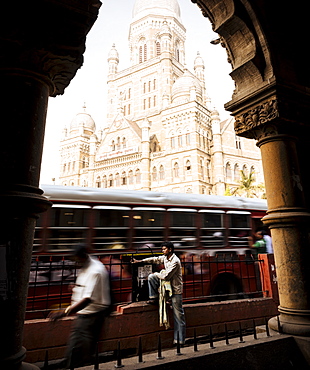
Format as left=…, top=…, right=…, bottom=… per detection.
left=49, top=244, right=111, bottom=368
left=132, top=241, right=186, bottom=345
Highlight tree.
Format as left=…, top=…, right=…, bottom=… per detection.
left=229, top=170, right=266, bottom=198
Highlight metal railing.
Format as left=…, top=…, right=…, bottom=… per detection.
left=40, top=315, right=280, bottom=369
left=26, top=253, right=265, bottom=319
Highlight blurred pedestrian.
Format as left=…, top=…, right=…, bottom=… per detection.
left=48, top=244, right=111, bottom=368
left=261, top=229, right=273, bottom=253
left=251, top=230, right=267, bottom=258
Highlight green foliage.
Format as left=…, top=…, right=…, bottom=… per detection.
left=227, top=170, right=265, bottom=198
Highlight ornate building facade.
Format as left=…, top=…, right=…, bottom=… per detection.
left=59, top=0, right=264, bottom=195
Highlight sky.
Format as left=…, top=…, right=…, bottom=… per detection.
left=40, top=0, right=235, bottom=184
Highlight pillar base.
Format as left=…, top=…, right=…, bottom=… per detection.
left=269, top=308, right=310, bottom=336
left=1, top=347, right=39, bottom=370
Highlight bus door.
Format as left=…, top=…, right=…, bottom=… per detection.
left=92, top=206, right=131, bottom=251
left=167, top=208, right=198, bottom=250
left=131, top=207, right=166, bottom=251
left=226, top=211, right=252, bottom=253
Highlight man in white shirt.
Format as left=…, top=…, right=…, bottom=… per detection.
left=132, top=241, right=186, bottom=345
left=49, top=244, right=111, bottom=368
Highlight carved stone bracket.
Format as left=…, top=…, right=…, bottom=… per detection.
left=0, top=0, right=101, bottom=97
left=234, top=98, right=279, bottom=137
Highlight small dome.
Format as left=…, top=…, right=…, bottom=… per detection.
left=171, top=69, right=203, bottom=103
left=70, top=105, right=96, bottom=135
left=194, top=51, right=204, bottom=69
left=133, top=0, right=180, bottom=21
left=108, top=44, right=119, bottom=62
left=211, top=108, right=220, bottom=121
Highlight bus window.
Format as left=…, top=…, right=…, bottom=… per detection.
left=168, top=208, right=197, bottom=248
left=92, top=206, right=130, bottom=250
left=199, top=210, right=225, bottom=247
left=47, top=205, right=90, bottom=251
left=132, top=207, right=165, bottom=249
left=227, top=211, right=251, bottom=248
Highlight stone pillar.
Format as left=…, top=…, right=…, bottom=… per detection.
left=0, top=72, right=52, bottom=370
left=233, top=98, right=310, bottom=336
left=256, top=129, right=310, bottom=336
left=0, top=1, right=101, bottom=368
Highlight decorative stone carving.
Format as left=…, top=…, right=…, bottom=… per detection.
left=234, top=98, right=279, bottom=136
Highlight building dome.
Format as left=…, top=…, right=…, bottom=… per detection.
left=171, top=69, right=203, bottom=103
left=132, top=0, right=181, bottom=21
left=70, top=106, right=96, bottom=135
left=108, top=44, right=119, bottom=63
left=194, top=51, right=204, bottom=69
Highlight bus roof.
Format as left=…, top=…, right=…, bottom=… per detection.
left=40, top=185, right=268, bottom=211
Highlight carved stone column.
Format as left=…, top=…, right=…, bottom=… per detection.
left=0, top=1, right=101, bottom=368
left=234, top=97, right=310, bottom=336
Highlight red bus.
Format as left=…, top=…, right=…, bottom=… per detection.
left=27, top=185, right=267, bottom=318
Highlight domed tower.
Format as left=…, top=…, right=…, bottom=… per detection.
left=108, top=44, right=119, bottom=77
left=59, top=105, right=98, bottom=187
left=171, top=68, right=203, bottom=104
left=129, top=0, right=186, bottom=67
left=194, top=51, right=207, bottom=104
left=211, top=108, right=225, bottom=195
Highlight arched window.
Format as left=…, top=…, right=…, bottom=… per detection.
left=121, top=171, right=127, bottom=185
left=135, top=169, right=141, bottom=184
left=186, top=187, right=192, bottom=193
left=243, top=164, right=249, bottom=176
left=185, top=160, right=191, bottom=174
left=116, top=137, right=121, bottom=150
left=111, top=140, right=115, bottom=151
left=152, top=166, right=157, bottom=181
left=159, top=165, right=165, bottom=180
left=200, top=158, right=204, bottom=179
left=115, top=172, right=120, bottom=187
left=96, top=176, right=101, bottom=188
left=128, top=170, right=133, bottom=184
left=178, top=134, right=182, bottom=147
left=170, top=132, right=175, bottom=149
left=206, top=160, right=211, bottom=181
left=122, top=137, right=126, bottom=148
left=173, top=162, right=179, bottom=178
left=226, top=163, right=232, bottom=181
left=156, top=42, right=161, bottom=56
left=82, top=156, right=87, bottom=168
left=139, top=46, right=143, bottom=63
left=102, top=175, right=107, bottom=188
left=144, top=44, right=147, bottom=61
left=186, top=132, right=190, bottom=145
left=70, top=181, right=74, bottom=186
left=234, top=164, right=240, bottom=182
left=108, top=174, right=113, bottom=187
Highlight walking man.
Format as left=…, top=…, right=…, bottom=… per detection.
left=132, top=241, right=186, bottom=345
left=49, top=244, right=111, bottom=368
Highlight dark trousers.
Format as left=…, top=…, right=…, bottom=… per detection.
left=65, top=309, right=106, bottom=368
